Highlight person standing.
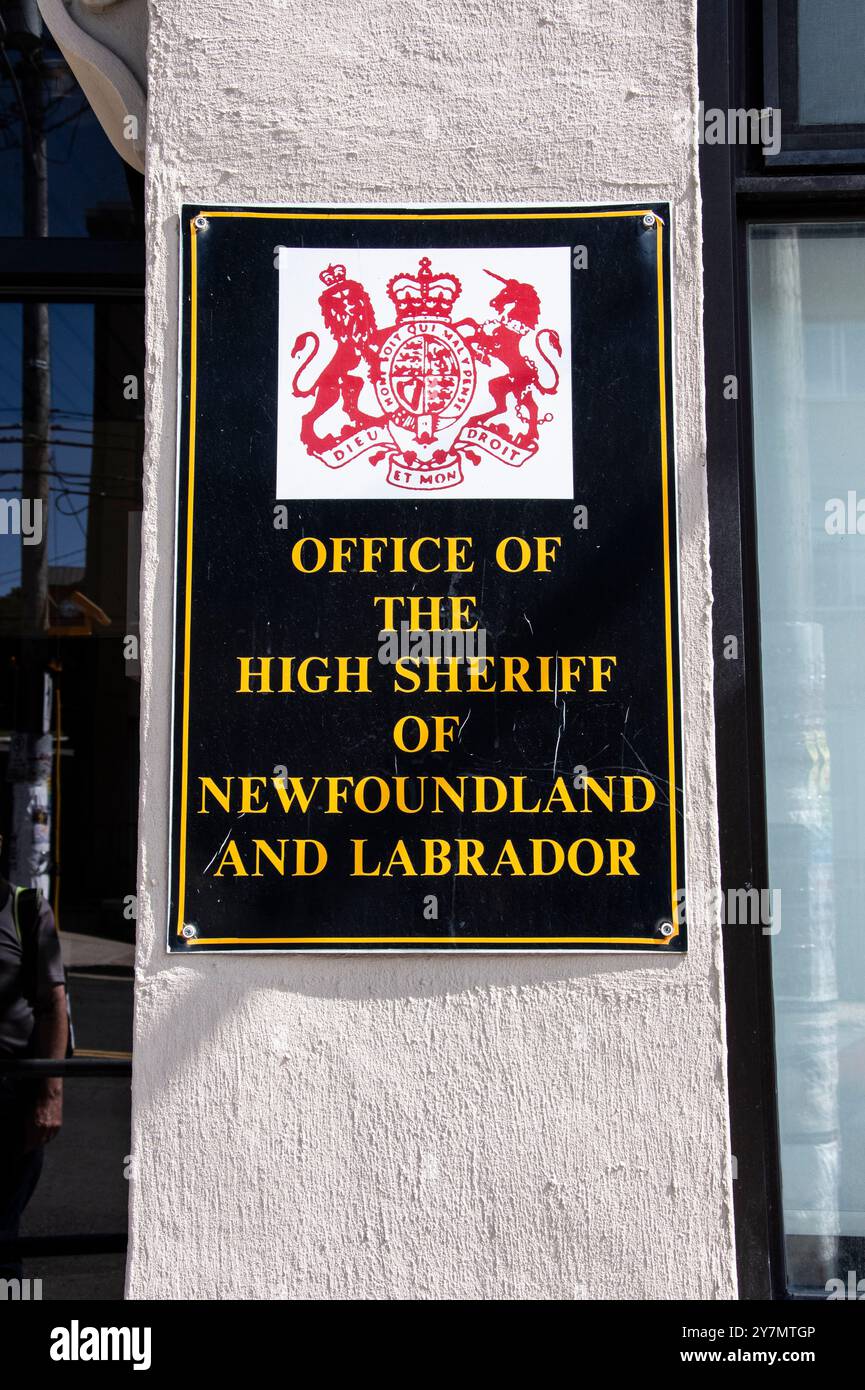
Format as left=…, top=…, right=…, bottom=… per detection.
left=0, top=873, right=67, bottom=1281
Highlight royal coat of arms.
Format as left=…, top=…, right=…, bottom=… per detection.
left=279, top=248, right=570, bottom=496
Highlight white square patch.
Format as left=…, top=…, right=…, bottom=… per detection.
left=276, top=245, right=574, bottom=499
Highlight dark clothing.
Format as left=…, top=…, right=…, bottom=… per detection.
left=0, top=879, right=64, bottom=1058
left=0, top=1081, right=43, bottom=1280
left=0, top=879, right=64, bottom=1278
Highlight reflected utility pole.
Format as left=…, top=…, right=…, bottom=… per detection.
left=19, top=17, right=50, bottom=633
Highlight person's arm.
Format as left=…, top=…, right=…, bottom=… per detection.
left=24, top=983, right=68, bottom=1149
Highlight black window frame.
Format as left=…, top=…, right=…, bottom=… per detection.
left=700, top=0, right=865, bottom=1300
left=0, top=23, right=145, bottom=1284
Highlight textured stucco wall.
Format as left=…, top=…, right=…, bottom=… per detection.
left=126, top=0, right=737, bottom=1299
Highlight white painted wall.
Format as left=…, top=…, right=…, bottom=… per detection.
left=126, top=0, right=736, bottom=1299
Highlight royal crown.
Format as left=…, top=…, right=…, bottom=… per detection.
left=319, top=264, right=347, bottom=287
left=387, top=257, right=461, bottom=322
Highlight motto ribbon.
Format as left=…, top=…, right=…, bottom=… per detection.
left=455, top=425, right=538, bottom=469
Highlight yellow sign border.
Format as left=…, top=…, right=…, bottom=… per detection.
left=173, top=208, right=680, bottom=949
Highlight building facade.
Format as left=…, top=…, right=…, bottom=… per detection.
left=7, top=0, right=861, bottom=1301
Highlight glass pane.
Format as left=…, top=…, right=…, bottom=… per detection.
left=0, top=34, right=133, bottom=237
left=0, top=294, right=142, bottom=918
left=797, top=0, right=865, bottom=127
left=749, top=223, right=865, bottom=1293
left=0, top=302, right=143, bottom=622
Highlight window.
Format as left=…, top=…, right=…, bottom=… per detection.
left=0, top=16, right=143, bottom=1299
left=749, top=223, right=865, bottom=1292
left=700, top=0, right=865, bottom=1298
left=765, top=0, right=865, bottom=164
left=0, top=36, right=135, bottom=237
left=0, top=297, right=143, bottom=914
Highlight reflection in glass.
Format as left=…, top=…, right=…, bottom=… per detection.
left=0, top=11, right=142, bottom=1302
left=797, top=0, right=865, bottom=128
left=0, top=33, right=133, bottom=238
left=749, top=223, right=865, bottom=1292
left=0, top=294, right=143, bottom=926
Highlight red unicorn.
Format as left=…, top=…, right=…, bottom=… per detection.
left=461, top=270, right=562, bottom=449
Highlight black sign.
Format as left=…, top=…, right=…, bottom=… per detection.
left=169, top=204, right=684, bottom=952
